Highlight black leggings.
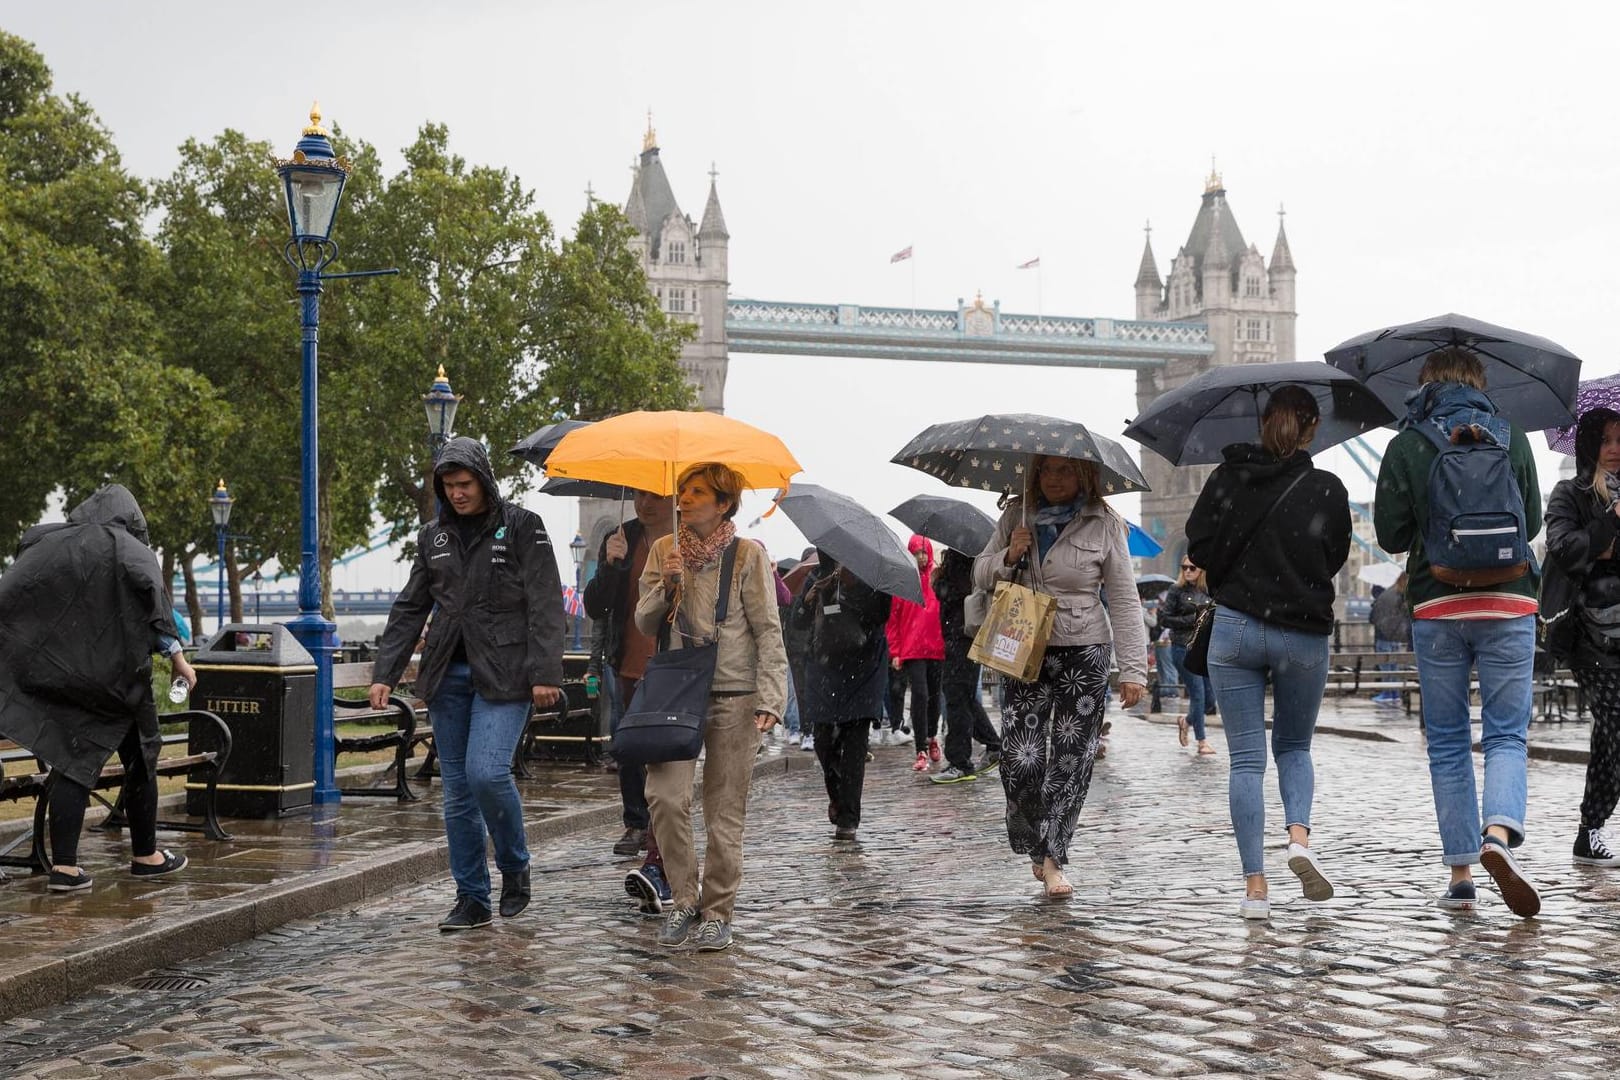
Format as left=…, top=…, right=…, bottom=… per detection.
left=1575, top=666, right=1620, bottom=830
left=48, top=723, right=157, bottom=866
left=887, top=659, right=942, bottom=748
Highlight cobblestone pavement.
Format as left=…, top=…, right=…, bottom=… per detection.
left=5, top=710, right=1620, bottom=1079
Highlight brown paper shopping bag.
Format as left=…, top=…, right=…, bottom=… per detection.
left=969, top=580, right=1058, bottom=682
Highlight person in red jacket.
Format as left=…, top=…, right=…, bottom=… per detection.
left=887, top=534, right=946, bottom=771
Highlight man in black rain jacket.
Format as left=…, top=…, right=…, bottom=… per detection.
left=370, top=437, right=566, bottom=930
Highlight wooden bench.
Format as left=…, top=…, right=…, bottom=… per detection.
left=1327, top=650, right=1588, bottom=726
left=0, top=712, right=234, bottom=875
left=331, top=662, right=603, bottom=793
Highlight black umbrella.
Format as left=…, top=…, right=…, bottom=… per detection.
left=510, top=419, right=593, bottom=468
left=1122, top=360, right=1395, bottom=466
left=537, top=476, right=634, bottom=501
left=774, top=484, right=923, bottom=604
left=889, top=493, right=996, bottom=555
left=1135, top=573, right=1175, bottom=599
left=1324, top=313, right=1581, bottom=431
left=891, top=413, right=1150, bottom=498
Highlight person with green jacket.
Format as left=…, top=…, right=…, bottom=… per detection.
left=1373, top=346, right=1543, bottom=917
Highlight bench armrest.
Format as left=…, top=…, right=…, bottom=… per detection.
left=174, top=709, right=234, bottom=773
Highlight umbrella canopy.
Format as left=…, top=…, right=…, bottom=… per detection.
left=537, top=476, right=634, bottom=501
left=1357, top=562, right=1403, bottom=589
left=889, top=493, right=997, bottom=555
left=891, top=413, right=1149, bottom=498
left=774, top=484, right=923, bottom=604
left=1126, top=521, right=1163, bottom=557
left=1324, top=313, right=1581, bottom=431
left=783, top=552, right=819, bottom=596
left=1123, top=361, right=1395, bottom=466
left=1135, top=573, right=1175, bottom=599
left=1544, top=372, right=1620, bottom=456
left=544, top=410, right=801, bottom=496
left=509, top=419, right=593, bottom=468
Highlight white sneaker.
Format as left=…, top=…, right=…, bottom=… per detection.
left=800, top=734, right=815, bottom=752
left=1238, top=897, right=1270, bottom=920
left=1286, top=843, right=1334, bottom=902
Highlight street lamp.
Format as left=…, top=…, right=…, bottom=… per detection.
left=209, top=479, right=234, bottom=631
left=251, top=570, right=263, bottom=621
left=570, top=533, right=587, bottom=650
left=276, top=103, right=396, bottom=806
left=423, top=364, right=462, bottom=461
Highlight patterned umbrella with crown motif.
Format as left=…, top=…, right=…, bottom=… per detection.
left=890, top=414, right=1150, bottom=499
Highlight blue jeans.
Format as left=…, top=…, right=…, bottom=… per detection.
left=1411, top=616, right=1533, bottom=864
left=783, top=664, right=802, bottom=737
left=1208, top=607, right=1328, bottom=877
left=429, top=662, right=532, bottom=906
left=1170, top=644, right=1209, bottom=740
left=1156, top=642, right=1179, bottom=697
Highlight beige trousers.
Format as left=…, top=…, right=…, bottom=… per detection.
left=645, top=692, right=760, bottom=921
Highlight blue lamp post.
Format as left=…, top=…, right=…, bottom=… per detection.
left=275, top=104, right=396, bottom=805
left=569, top=533, right=586, bottom=650
left=423, top=364, right=461, bottom=461
left=209, top=479, right=234, bottom=630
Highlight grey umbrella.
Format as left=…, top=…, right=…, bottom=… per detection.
left=1324, top=312, right=1581, bottom=431
left=774, top=484, right=923, bottom=604
left=1122, top=360, right=1394, bottom=466
left=537, top=476, right=633, bottom=501
left=891, top=413, right=1150, bottom=498
left=509, top=419, right=593, bottom=468
left=890, top=493, right=996, bottom=555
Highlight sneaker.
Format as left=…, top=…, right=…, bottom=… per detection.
left=1480, top=836, right=1542, bottom=918
left=833, top=827, right=858, bottom=842
left=47, top=868, right=93, bottom=893
left=129, top=850, right=187, bottom=878
left=438, top=896, right=493, bottom=932
left=693, top=919, right=733, bottom=952
left=498, top=867, right=531, bottom=917
left=1574, top=826, right=1620, bottom=866
left=1286, top=843, right=1334, bottom=902
left=1238, top=897, right=1270, bottom=920
left=976, top=752, right=1001, bottom=775
left=912, top=751, right=930, bottom=772
left=657, top=905, right=700, bottom=947
left=899, top=723, right=911, bottom=736
left=1436, top=879, right=1477, bottom=911
left=625, top=863, right=672, bottom=915
left=612, top=827, right=647, bottom=857
left=800, top=734, right=815, bottom=752
left=930, top=765, right=977, bottom=784
left=927, top=737, right=942, bottom=763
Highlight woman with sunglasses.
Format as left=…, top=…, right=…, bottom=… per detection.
left=1157, top=559, right=1216, bottom=756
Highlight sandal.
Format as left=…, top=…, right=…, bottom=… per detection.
left=1197, top=742, right=1217, bottom=756
left=1044, top=869, right=1074, bottom=899
left=1176, top=715, right=1189, bottom=747
left=1032, top=862, right=1046, bottom=882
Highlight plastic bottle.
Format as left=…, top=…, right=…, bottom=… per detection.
left=168, top=677, right=189, bottom=704
left=584, top=673, right=601, bottom=699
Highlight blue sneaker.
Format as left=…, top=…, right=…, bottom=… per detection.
left=625, top=863, right=672, bottom=916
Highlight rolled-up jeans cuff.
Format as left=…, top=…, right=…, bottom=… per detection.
left=1443, top=850, right=1479, bottom=868
left=1483, top=816, right=1525, bottom=848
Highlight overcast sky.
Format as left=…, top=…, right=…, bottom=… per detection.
left=9, top=1, right=1615, bottom=593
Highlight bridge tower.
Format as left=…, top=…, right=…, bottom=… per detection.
left=624, top=118, right=730, bottom=413
left=1133, top=167, right=1297, bottom=570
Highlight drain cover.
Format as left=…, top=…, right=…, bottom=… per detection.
left=129, top=974, right=211, bottom=991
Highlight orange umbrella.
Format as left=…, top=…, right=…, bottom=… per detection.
left=544, top=410, right=800, bottom=497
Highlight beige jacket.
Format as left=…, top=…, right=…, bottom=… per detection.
left=635, top=535, right=789, bottom=718
left=972, top=496, right=1149, bottom=686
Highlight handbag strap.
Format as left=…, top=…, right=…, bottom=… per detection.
left=657, top=540, right=740, bottom=651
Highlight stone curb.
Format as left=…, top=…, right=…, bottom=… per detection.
left=1137, top=710, right=1587, bottom=762
left=0, top=749, right=818, bottom=1022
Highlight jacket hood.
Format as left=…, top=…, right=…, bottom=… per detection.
left=1217, top=442, right=1311, bottom=484
left=1574, top=408, right=1620, bottom=479
left=907, top=533, right=936, bottom=576
left=66, top=484, right=150, bottom=546
left=433, top=436, right=501, bottom=521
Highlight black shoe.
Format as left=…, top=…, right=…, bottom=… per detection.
left=1574, top=826, right=1620, bottom=866
left=499, top=867, right=531, bottom=917
left=438, top=896, right=493, bottom=932
left=612, top=827, right=647, bottom=857
left=833, top=827, right=858, bottom=842
left=130, top=850, right=187, bottom=878
left=48, top=868, right=93, bottom=893
left=1480, top=837, right=1541, bottom=918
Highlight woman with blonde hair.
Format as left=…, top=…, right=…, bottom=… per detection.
left=636, top=463, right=789, bottom=951
left=1157, top=559, right=1216, bottom=755
left=974, top=453, right=1148, bottom=898
left=1186, top=384, right=1351, bottom=920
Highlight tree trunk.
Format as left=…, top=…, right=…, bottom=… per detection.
left=181, top=554, right=203, bottom=645
left=318, top=477, right=335, bottom=623
left=227, top=538, right=242, bottom=623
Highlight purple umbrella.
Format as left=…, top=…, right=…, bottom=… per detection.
left=1545, top=373, right=1620, bottom=455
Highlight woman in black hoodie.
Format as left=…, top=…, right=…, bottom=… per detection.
left=1185, top=385, right=1351, bottom=921
left=1543, top=406, right=1620, bottom=867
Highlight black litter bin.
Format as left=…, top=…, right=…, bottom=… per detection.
left=186, top=624, right=315, bottom=818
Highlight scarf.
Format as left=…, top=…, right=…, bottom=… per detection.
left=1401, top=382, right=1510, bottom=450
left=677, top=519, right=736, bottom=574
left=1033, top=496, right=1086, bottom=563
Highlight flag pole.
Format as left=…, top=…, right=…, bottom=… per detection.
left=1037, top=254, right=1044, bottom=327
left=910, top=250, right=916, bottom=324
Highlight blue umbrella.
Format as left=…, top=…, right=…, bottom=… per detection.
left=1126, top=521, right=1162, bottom=557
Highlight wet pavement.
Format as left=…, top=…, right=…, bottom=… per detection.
left=3, top=699, right=1619, bottom=1079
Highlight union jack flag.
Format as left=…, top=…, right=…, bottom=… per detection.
left=562, top=585, right=584, bottom=616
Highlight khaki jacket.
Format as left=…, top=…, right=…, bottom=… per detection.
left=635, top=536, right=789, bottom=718
left=972, top=496, right=1149, bottom=686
